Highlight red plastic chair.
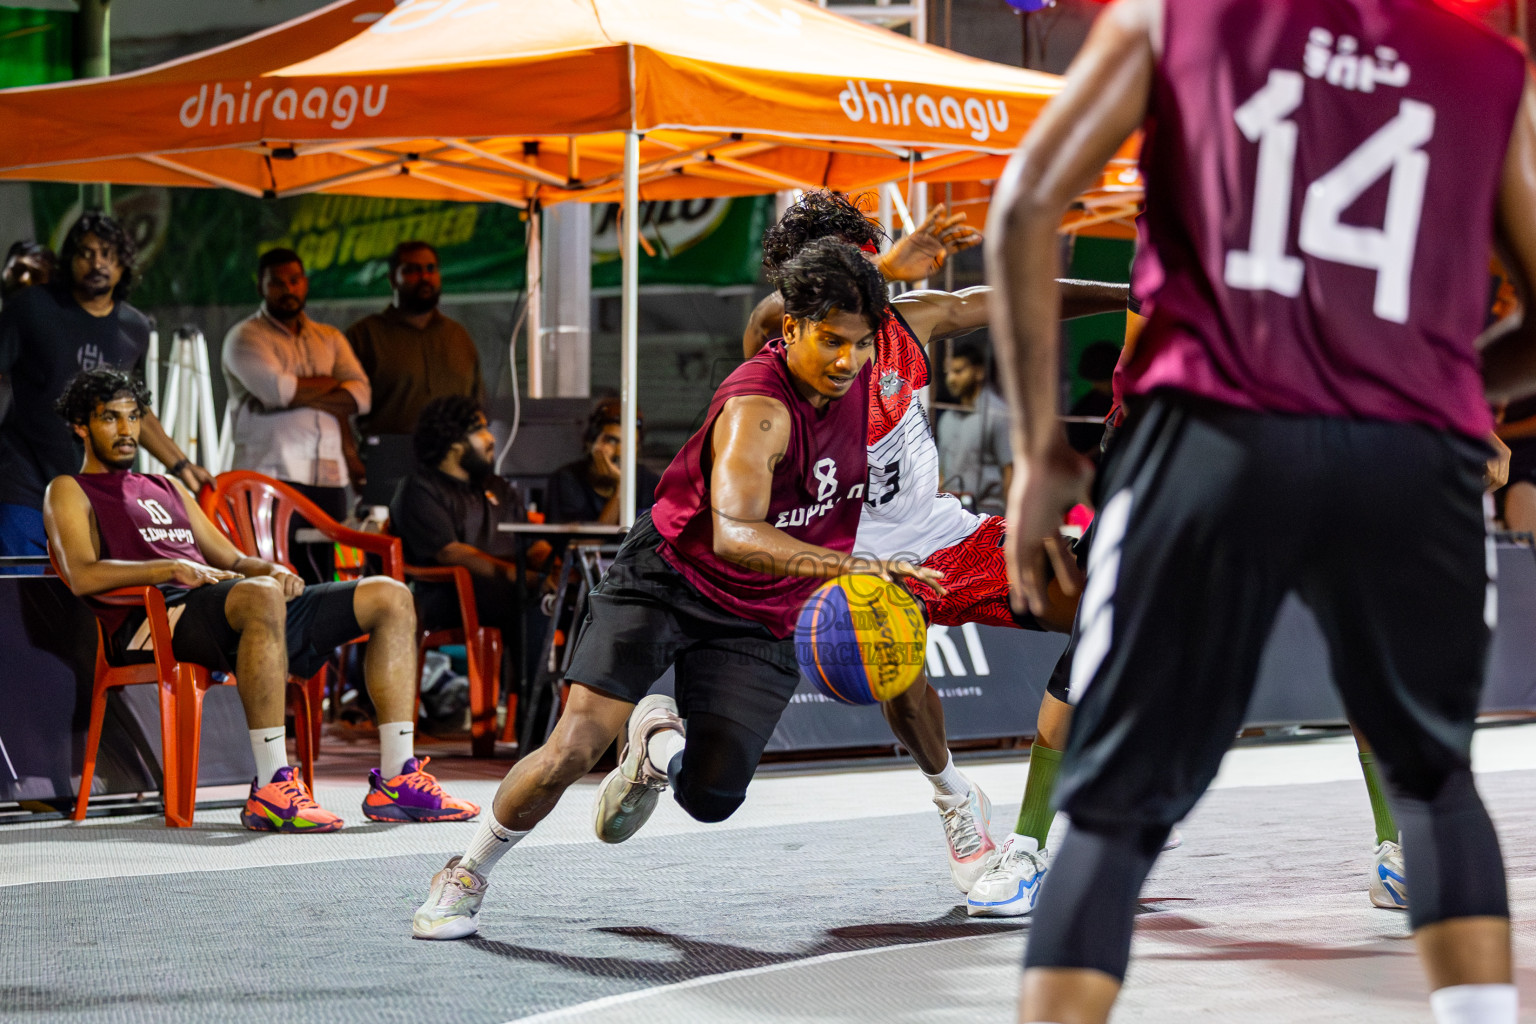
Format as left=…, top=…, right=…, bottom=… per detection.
left=200, top=471, right=405, bottom=759
left=50, top=551, right=319, bottom=827
left=198, top=471, right=403, bottom=582
left=404, top=562, right=505, bottom=758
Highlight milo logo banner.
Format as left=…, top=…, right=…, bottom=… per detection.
left=30, top=184, right=771, bottom=305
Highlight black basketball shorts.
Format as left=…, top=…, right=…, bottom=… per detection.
left=1056, top=390, right=1494, bottom=829
left=563, top=512, right=802, bottom=743
left=111, top=579, right=365, bottom=679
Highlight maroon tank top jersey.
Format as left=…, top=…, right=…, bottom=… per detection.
left=1125, top=0, right=1525, bottom=438
left=651, top=342, right=870, bottom=638
left=73, top=471, right=202, bottom=631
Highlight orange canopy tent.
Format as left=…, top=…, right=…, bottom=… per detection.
left=0, top=0, right=1139, bottom=212
left=0, top=0, right=1141, bottom=520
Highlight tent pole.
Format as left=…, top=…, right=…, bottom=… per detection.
left=620, top=131, right=640, bottom=528
left=526, top=204, right=543, bottom=398
left=76, top=0, right=111, bottom=213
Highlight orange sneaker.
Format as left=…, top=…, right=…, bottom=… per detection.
left=241, top=766, right=344, bottom=833
left=363, top=757, right=480, bottom=823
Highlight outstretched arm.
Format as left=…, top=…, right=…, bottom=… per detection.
left=893, top=279, right=1130, bottom=347
left=709, top=395, right=943, bottom=591
left=987, top=0, right=1157, bottom=615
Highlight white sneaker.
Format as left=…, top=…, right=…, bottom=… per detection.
left=935, top=780, right=997, bottom=893
left=593, top=693, right=682, bottom=844
left=1163, top=825, right=1183, bottom=851
left=1370, top=840, right=1408, bottom=910
left=967, top=833, right=1050, bottom=917
left=412, top=856, right=488, bottom=940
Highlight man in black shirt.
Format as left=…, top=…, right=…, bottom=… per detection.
left=390, top=396, right=547, bottom=655
left=543, top=398, right=659, bottom=524
left=0, top=214, right=211, bottom=558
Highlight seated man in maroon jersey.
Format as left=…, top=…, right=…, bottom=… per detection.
left=43, top=369, right=479, bottom=833
left=410, top=238, right=943, bottom=940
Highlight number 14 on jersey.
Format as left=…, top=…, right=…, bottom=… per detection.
left=1224, top=69, right=1434, bottom=325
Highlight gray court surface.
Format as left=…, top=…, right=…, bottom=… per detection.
left=4, top=752, right=1536, bottom=1022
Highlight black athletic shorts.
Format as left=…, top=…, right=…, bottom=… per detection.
left=1057, top=390, right=1493, bottom=829
left=110, top=579, right=365, bottom=679
left=563, top=511, right=801, bottom=743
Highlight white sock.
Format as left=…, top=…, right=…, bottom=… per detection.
left=646, top=728, right=686, bottom=776
left=924, top=753, right=971, bottom=798
left=378, top=721, right=415, bottom=779
left=1430, top=984, right=1518, bottom=1024
left=459, top=816, right=528, bottom=876
left=249, top=726, right=288, bottom=785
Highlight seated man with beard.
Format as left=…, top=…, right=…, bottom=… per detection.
left=389, top=396, right=547, bottom=697
left=45, top=370, right=479, bottom=832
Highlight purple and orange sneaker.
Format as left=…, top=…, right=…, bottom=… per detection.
left=363, top=756, right=480, bottom=823
left=241, top=766, right=344, bottom=833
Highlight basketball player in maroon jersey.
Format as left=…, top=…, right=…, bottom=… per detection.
left=44, top=369, right=479, bottom=832
left=412, top=239, right=942, bottom=939
left=991, top=0, right=1535, bottom=1020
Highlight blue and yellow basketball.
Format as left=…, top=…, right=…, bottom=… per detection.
left=795, top=575, right=928, bottom=705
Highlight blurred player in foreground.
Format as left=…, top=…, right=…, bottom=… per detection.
left=990, top=0, right=1536, bottom=1021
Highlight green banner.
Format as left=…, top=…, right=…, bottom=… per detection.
left=0, top=7, right=72, bottom=89
left=31, top=184, right=771, bottom=305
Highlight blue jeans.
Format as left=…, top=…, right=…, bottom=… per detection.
left=0, top=503, right=47, bottom=574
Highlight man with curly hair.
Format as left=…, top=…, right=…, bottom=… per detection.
left=0, top=213, right=211, bottom=562
left=390, top=396, right=548, bottom=709
left=45, top=368, right=480, bottom=832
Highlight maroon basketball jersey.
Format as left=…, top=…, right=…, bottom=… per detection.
left=73, top=471, right=202, bottom=631
left=1124, top=0, right=1525, bottom=438
left=651, top=342, right=870, bottom=638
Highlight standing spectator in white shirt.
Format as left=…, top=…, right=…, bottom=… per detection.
left=222, top=248, right=371, bottom=581
left=936, top=337, right=1012, bottom=516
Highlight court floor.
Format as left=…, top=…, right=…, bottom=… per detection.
left=4, top=725, right=1536, bottom=1023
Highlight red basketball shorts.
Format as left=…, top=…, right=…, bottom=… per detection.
left=905, top=515, right=1021, bottom=629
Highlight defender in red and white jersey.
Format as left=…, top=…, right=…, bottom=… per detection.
left=992, top=0, right=1536, bottom=1020
left=749, top=192, right=1126, bottom=893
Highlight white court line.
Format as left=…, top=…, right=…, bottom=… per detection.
left=503, top=931, right=1001, bottom=1024
left=6, top=723, right=1536, bottom=889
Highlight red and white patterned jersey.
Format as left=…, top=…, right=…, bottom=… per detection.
left=857, top=306, right=983, bottom=562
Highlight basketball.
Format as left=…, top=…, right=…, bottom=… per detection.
left=795, top=575, right=928, bottom=705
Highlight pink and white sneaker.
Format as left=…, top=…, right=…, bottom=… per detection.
left=935, top=780, right=997, bottom=893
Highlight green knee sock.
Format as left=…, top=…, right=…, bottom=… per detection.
left=1014, top=740, right=1064, bottom=848
left=1358, top=751, right=1398, bottom=846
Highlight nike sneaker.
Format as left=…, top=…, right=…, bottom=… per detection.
left=1370, top=840, right=1408, bottom=910
left=593, top=693, right=682, bottom=844
left=413, top=856, right=488, bottom=940
left=241, top=765, right=344, bottom=833
left=935, top=780, right=997, bottom=893
left=363, top=756, right=480, bottom=822
left=966, top=833, right=1050, bottom=917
